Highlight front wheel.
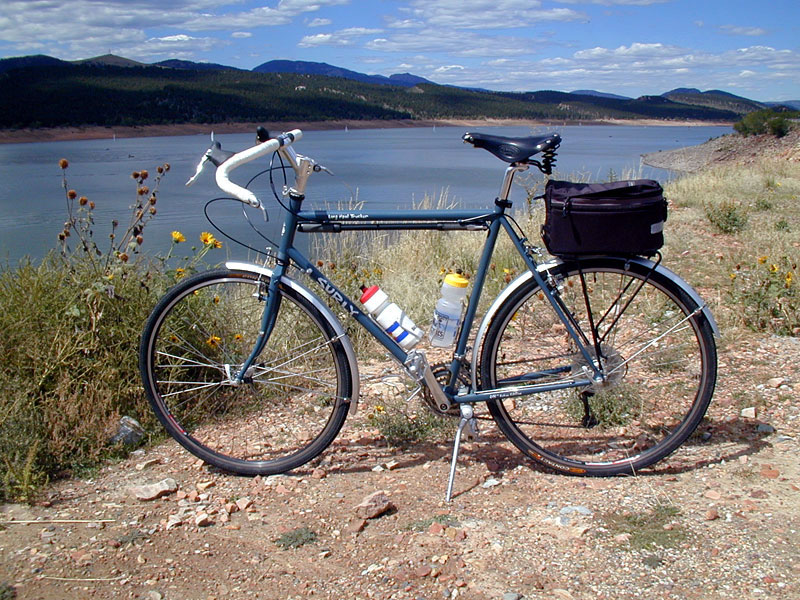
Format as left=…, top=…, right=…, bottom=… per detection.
left=479, top=257, right=717, bottom=475
left=139, top=269, right=353, bottom=475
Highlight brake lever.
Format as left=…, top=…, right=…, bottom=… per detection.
left=185, top=153, right=211, bottom=187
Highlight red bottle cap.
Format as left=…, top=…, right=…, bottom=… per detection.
left=359, top=285, right=380, bottom=304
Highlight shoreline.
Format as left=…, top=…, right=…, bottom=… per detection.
left=0, top=118, right=732, bottom=145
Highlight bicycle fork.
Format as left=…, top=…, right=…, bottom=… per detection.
left=234, top=271, right=283, bottom=383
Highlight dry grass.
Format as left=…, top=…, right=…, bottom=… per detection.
left=663, top=157, right=800, bottom=335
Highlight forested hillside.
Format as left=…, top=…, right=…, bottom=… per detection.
left=0, top=60, right=741, bottom=129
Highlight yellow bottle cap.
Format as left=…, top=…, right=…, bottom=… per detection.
left=444, top=273, right=469, bottom=288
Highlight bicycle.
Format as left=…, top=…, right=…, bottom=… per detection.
left=139, top=127, right=718, bottom=501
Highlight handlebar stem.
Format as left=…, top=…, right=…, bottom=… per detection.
left=280, top=148, right=316, bottom=196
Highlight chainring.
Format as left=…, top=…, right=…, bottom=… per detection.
left=422, top=361, right=471, bottom=417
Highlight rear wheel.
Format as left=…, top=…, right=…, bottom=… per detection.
left=139, top=269, right=353, bottom=475
left=479, top=258, right=716, bottom=475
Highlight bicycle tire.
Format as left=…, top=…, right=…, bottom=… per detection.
left=139, top=268, right=353, bottom=475
left=478, top=257, right=717, bottom=475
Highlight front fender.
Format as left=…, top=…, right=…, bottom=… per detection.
left=469, top=256, right=719, bottom=392
left=226, top=261, right=361, bottom=415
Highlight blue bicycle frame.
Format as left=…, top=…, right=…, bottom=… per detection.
left=234, top=164, right=601, bottom=406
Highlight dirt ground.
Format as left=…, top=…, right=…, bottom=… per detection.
left=642, top=129, right=800, bottom=172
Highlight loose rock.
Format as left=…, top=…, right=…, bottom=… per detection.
left=127, top=478, right=178, bottom=501
left=354, top=491, right=395, bottom=519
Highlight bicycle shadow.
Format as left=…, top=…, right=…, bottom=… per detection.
left=311, top=416, right=777, bottom=483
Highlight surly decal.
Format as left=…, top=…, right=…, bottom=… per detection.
left=316, top=275, right=359, bottom=317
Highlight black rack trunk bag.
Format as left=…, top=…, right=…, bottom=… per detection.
left=541, top=179, right=667, bottom=256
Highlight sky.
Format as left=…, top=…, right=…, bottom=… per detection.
left=1, top=0, right=798, bottom=101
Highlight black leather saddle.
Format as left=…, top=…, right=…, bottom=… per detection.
left=463, top=132, right=561, bottom=164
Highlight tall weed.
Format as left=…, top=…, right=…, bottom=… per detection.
left=0, top=160, right=224, bottom=501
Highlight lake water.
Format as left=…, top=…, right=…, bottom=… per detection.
left=0, top=124, right=730, bottom=265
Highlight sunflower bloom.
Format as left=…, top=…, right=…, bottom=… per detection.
left=206, top=335, right=222, bottom=348
left=200, top=231, right=217, bottom=246
left=171, top=231, right=186, bottom=243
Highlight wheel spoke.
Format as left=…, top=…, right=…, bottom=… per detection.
left=141, top=271, right=351, bottom=476
left=480, top=260, right=715, bottom=474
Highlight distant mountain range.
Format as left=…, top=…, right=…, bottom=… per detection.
left=0, top=53, right=797, bottom=130
left=252, top=60, right=434, bottom=88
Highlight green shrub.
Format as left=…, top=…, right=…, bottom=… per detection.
left=0, top=159, right=225, bottom=501
left=734, top=109, right=798, bottom=138
left=274, top=526, right=317, bottom=549
left=730, top=255, right=799, bottom=335
left=705, top=199, right=749, bottom=234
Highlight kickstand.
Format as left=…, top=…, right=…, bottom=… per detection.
left=445, top=404, right=478, bottom=502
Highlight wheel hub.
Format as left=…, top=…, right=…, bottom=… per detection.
left=572, top=345, right=627, bottom=392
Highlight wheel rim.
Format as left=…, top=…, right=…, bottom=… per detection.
left=483, top=264, right=714, bottom=471
left=145, top=276, right=348, bottom=470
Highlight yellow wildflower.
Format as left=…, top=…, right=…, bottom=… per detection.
left=206, top=335, right=222, bottom=348
left=200, top=231, right=217, bottom=246
left=175, top=268, right=186, bottom=280
left=213, top=238, right=223, bottom=249
left=730, top=272, right=737, bottom=281
left=786, top=272, right=794, bottom=287
left=758, top=256, right=768, bottom=264
left=171, top=230, right=185, bottom=243
left=769, top=264, right=779, bottom=274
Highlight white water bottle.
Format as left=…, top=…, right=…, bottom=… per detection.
left=429, top=273, right=469, bottom=347
left=359, top=285, right=424, bottom=350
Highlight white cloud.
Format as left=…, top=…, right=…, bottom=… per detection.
left=0, top=0, right=349, bottom=61
left=365, top=29, right=540, bottom=58
left=720, top=25, right=767, bottom=36
left=308, top=18, right=332, bottom=27
left=385, top=18, right=424, bottom=29
left=299, top=27, right=383, bottom=48
left=231, top=32, right=252, bottom=39
left=141, top=34, right=223, bottom=60
left=434, top=64, right=464, bottom=73
left=404, top=0, right=585, bottom=29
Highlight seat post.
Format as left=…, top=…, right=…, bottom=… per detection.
left=497, top=163, right=529, bottom=204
